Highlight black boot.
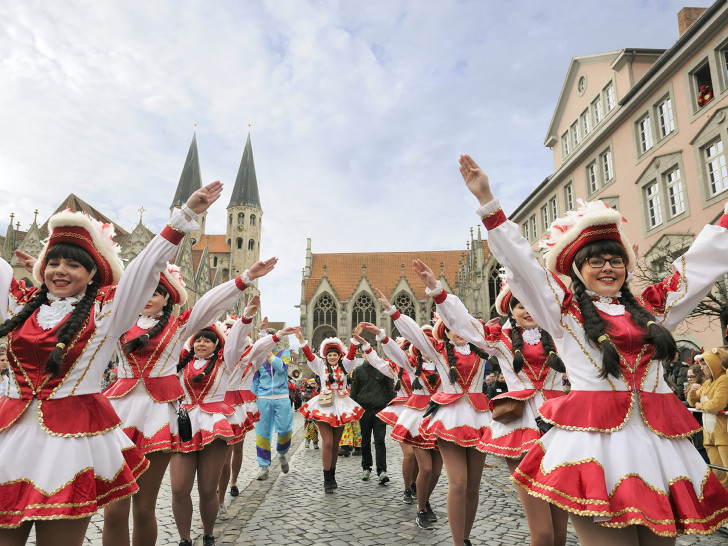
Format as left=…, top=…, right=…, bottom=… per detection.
left=323, top=469, right=334, bottom=494
left=331, top=467, right=338, bottom=489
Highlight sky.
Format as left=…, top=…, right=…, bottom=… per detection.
left=0, top=0, right=715, bottom=329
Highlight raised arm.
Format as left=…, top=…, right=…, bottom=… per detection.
left=246, top=326, right=301, bottom=372
left=359, top=322, right=412, bottom=374
left=459, top=155, right=566, bottom=335
left=294, top=329, right=324, bottom=377
left=353, top=332, right=397, bottom=380
left=107, top=181, right=224, bottom=336
left=413, top=259, right=494, bottom=351
left=183, top=259, right=275, bottom=334
left=375, top=287, right=443, bottom=366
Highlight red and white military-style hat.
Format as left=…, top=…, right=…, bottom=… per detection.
left=319, top=337, right=347, bottom=358
left=495, top=281, right=512, bottom=317
left=159, top=263, right=187, bottom=306
left=432, top=313, right=447, bottom=343
left=185, top=321, right=227, bottom=352
left=33, top=209, right=124, bottom=287
left=540, top=199, right=635, bottom=277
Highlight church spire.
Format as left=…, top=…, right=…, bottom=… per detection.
left=228, top=133, right=261, bottom=208
left=171, top=133, right=203, bottom=209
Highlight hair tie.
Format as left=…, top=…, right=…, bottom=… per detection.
left=548, top=351, right=555, bottom=356
left=597, top=335, right=609, bottom=345
left=646, top=321, right=656, bottom=328
left=514, top=349, right=522, bottom=354
left=56, top=342, right=66, bottom=350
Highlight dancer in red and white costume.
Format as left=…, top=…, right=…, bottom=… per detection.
left=414, top=262, right=569, bottom=546
left=294, top=330, right=364, bottom=493
left=103, top=273, right=269, bottom=546
left=378, top=286, right=491, bottom=546
left=171, top=320, right=299, bottom=546
left=357, top=322, right=418, bottom=504
left=459, top=153, right=728, bottom=543
left=0, top=182, right=222, bottom=545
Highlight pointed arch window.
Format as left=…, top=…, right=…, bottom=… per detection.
left=248, top=239, right=255, bottom=251
left=313, top=294, right=337, bottom=329
left=237, top=212, right=244, bottom=225
left=250, top=214, right=256, bottom=226
left=352, top=292, right=376, bottom=344
left=390, top=292, right=415, bottom=340
left=488, top=263, right=503, bottom=317
left=229, top=214, right=233, bottom=225
left=236, top=238, right=243, bottom=249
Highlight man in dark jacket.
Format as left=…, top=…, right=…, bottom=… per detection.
left=350, top=352, right=396, bottom=484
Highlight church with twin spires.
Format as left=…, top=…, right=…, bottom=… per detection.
left=0, top=133, right=263, bottom=318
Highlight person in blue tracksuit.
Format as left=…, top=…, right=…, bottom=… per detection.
left=252, top=342, right=294, bottom=480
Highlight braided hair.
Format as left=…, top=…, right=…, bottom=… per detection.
left=572, top=240, right=677, bottom=379
left=177, top=329, right=221, bottom=383
left=394, top=366, right=405, bottom=391
left=324, top=348, right=347, bottom=385
left=507, top=295, right=565, bottom=374
left=411, top=349, right=425, bottom=390
left=0, top=243, right=101, bottom=377
left=442, top=327, right=490, bottom=385
left=122, top=284, right=174, bottom=354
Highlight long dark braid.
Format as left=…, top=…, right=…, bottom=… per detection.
left=619, top=286, right=677, bottom=362
left=572, top=278, right=621, bottom=378
left=0, top=285, right=49, bottom=339
left=122, top=286, right=174, bottom=354
left=509, top=325, right=526, bottom=374
left=443, top=337, right=459, bottom=385
left=540, top=329, right=566, bottom=373
left=191, top=351, right=219, bottom=383
left=394, top=366, right=405, bottom=391
left=46, top=283, right=99, bottom=376
left=411, top=350, right=425, bottom=390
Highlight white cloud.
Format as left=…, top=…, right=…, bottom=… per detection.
left=0, top=0, right=711, bottom=326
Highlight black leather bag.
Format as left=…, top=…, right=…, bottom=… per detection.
left=177, top=407, right=192, bottom=442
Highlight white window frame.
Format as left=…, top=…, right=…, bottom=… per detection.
left=664, top=167, right=685, bottom=218
left=540, top=204, right=549, bottom=232
left=564, top=182, right=575, bottom=211
left=522, top=221, right=530, bottom=241
left=601, top=150, right=613, bottom=183
left=656, top=97, right=674, bottom=139
left=635, top=152, right=689, bottom=235
left=592, top=96, right=603, bottom=125
left=581, top=109, right=590, bottom=137
left=529, top=215, right=537, bottom=241
left=570, top=122, right=579, bottom=148
left=704, top=138, right=728, bottom=197
left=644, top=181, right=663, bottom=228
left=549, top=196, right=558, bottom=223
left=637, top=114, right=654, bottom=154
left=587, top=162, right=599, bottom=194
left=604, top=82, right=616, bottom=112
left=561, top=132, right=570, bottom=157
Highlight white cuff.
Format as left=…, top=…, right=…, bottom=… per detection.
left=425, top=280, right=443, bottom=298
left=475, top=198, right=501, bottom=219
left=350, top=337, right=361, bottom=346
left=243, top=310, right=256, bottom=320
left=241, top=270, right=252, bottom=286
left=300, top=340, right=309, bottom=348
left=375, top=331, right=387, bottom=342
left=181, top=203, right=199, bottom=222
left=362, top=343, right=371, bottom=352
left=170, top=208, right=200, bottom=233
left=384, top=306, right=397, bottom=317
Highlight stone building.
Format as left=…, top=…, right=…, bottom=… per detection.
left=298, top=230, right=494, bottom=353
left=1, top=132, right=265, bottom=323
left=507, top=2, right=728, bottom=348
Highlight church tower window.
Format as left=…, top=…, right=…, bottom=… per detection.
left=238, top=212, right=244, bottom=225
left=237, top=238, right=243, bottom=249
left=390, top=293, right=415, bottom=339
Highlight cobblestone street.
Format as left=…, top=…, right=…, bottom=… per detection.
left=27, top=413, right=728, bottom=545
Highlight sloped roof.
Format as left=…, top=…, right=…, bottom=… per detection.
left=192, top=235, right=230, bottom=253
left=303, top=243, right=489, bottom=303
left=41, top=193, right=129, bottom=243
left=228, top=133, right=261, bottom=209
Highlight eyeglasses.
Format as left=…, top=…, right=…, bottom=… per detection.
left=585, top=256, right=626, bottom=269
left=687, top=375, right=695, bottom=379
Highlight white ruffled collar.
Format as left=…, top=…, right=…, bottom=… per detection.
left=521, top=327, right=541, bottom=346
left=586, top=290, right=625, bottom=316
left=37, top=294, right=83, bottom=330
left=137, top=313, right=162, bottom=330
left=453, top=343, right=471, bottom=356
left=192, top=356, right=208, bottom=370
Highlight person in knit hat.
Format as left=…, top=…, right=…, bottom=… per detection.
left=688, top=347, right=728, bottom=490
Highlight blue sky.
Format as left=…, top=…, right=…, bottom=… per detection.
left=0, top=0, right=714, bottom=327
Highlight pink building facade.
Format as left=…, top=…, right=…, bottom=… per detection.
left=509, top=3, right=728, bottom=349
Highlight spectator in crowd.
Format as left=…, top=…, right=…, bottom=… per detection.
left=664, top=352, right=690, bottom=401
left=349, top=341, right=396, bottom=484
left=483, top=372, right=496, bottom=394
left=486, top=371, right=507, bottom=400
left=688, top=347, right=728, bottom=490
left=0, top=345, right=9, bottom=397
left=685, top=363, right=709, bottom=462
